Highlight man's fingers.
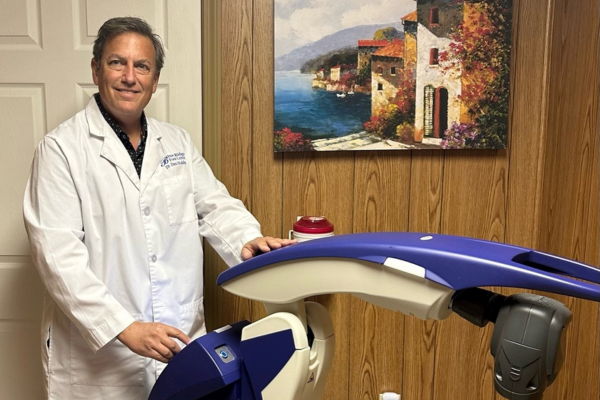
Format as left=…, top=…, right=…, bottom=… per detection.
left=265, top=237, right=283, bottom=249
left=139, top=342, right=169, bottom=362
left=162, top=338, right=181, bottom=355
left=149, top=349, right=170, bottom=363
left=159, top=336, right=183, bottom=358
left=148, top=325, right=190, bottom=361
left=154, top=344, right=174, bottom=360
left=118, top=321, right=193, bottom=362
left=241, top=236, right=299, bottom=260
left=258, top=239, right=273, bottom=252
left=241, top=247, right=253, bottom=260
left=263, top=237, right=297, bottom=251
left=165, top=326, right=191, bottom=346
left=242, top=242, right=261, bottom=260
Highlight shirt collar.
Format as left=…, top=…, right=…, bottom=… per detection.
left=93, top=93, right=148, bottom=140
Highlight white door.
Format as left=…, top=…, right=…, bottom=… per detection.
left=0, top=1, right=201, bottom=398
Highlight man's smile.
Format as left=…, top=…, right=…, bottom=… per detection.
left=115, top=88, right=140, bottom=94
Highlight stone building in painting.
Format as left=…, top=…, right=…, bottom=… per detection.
left=370, top=39, right=406, bottom=113
left=369, top=10, right=420, bottom=115
left=401, top=10, right=418, bottom=70
left=357, top=39, right=389, bottom=69
left=414, top=0, right=469, bottom=140
left=330, top=64, right=355, bottom=82
left=360, top=1, right=494, bottom=143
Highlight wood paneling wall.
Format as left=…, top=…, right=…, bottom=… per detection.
left=202, top=0, right=599, bottom=399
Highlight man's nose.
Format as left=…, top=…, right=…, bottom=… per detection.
left=121, top=63, right=136, bottom=83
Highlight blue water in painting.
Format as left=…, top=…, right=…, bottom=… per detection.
left=274, top=71, right=372, bottom=139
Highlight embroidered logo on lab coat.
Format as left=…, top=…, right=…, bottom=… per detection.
left=161, top=152, right=187, bottom=169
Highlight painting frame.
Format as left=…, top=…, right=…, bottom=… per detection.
left=273, top=0, right=513, bottom=152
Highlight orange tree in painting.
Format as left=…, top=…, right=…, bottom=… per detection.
left=274, top=127, right=313, bottom=152
left=440, top=0, right=512, bottom=148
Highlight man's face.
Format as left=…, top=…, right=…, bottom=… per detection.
left=92, top=32, right=159, bottom=125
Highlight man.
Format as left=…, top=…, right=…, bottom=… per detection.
left=23, top=17, right=294, bottom=399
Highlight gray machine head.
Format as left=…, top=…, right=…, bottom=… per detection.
left=452, top=290, right=572, bottom=400
left=490, top=294, right=571, bottom=400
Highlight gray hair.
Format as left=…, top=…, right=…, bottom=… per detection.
left=93, top=17, right=165, bottom=74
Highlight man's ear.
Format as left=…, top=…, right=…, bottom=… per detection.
left=91, top=58, right=99, bottom=85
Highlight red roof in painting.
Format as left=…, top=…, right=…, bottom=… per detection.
left=373, top=39, right=404, bottom=57
left=358, top=40, right=389, bottom=47
left=402, top=10, right=417, bottom=22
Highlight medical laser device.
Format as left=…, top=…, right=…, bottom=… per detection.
left=149, top=232, right=600, bottom=400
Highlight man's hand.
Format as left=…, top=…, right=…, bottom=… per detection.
left=117, top=321, right=191, bottom=363
left=241, top=236, right=297, bottom=260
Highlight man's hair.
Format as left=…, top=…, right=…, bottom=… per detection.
left=93, top=17, right=165, bottom=74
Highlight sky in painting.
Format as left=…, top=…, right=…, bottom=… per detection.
left=274, top=0, right=416, bottom=57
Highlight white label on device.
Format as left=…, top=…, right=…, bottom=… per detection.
left=214, top=325, right=232, bottom=333
left=383, top=257, right=426, bottom=278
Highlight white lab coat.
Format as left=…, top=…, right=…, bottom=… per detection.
left=23, top=97, right=262, bottom=400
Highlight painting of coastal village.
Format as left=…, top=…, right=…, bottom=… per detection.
left=274, top=0, right=513, bottom=152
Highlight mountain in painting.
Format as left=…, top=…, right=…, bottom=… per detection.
left=275, top=22, right=404, bottom=71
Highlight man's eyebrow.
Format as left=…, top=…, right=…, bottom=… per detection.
left=105, top=54, right=152, bottom=64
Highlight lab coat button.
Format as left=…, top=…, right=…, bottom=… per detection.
left=150, top=254, right=157, bottom=263
left=143, top=207, right=151, bottom=216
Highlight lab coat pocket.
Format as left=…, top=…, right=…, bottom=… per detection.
left=70, top=316, right=145, bottom=387
left=162, top=176, right=197, bottom=226
left=180, top=298, right=206, bottom=339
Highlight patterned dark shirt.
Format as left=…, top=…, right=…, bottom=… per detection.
left=94, top=93, right=148, bottom=176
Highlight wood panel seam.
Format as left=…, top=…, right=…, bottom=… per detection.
left=532, top=0, right=556, bottom=249
left=504, top=0, right=519, bottom=243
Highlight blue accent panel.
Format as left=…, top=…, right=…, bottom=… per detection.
left=240, top=329, right=298, bottom=399
left=149, top=321, right=249, bottom=400
left=357, top=254, right=387, bottom=264
left=425, top=270, right=451, bottom=287
left=217, top=233, right=600, bottom=302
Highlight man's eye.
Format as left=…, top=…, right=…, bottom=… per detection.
left=137, top=64, right=150, bottom=71
left=108, top=60, right=121, bottom=65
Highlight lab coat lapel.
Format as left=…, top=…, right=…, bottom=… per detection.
left=86, top=97, right=140, bottom=190
left=99, top=135, right=141, bottom=190
left=140, top=121, right=164, bottom=196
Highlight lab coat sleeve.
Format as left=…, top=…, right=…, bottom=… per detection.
left=23, top=137, right=135, bottom=353
left=189, top=137, right=262, bottom=267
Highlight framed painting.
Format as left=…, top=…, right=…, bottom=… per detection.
left=274, top=0, right=513, bottom=151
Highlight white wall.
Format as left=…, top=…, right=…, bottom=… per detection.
left=0, top=1, right=201, bottom=397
